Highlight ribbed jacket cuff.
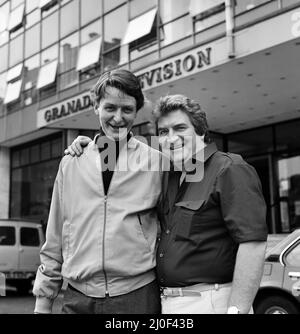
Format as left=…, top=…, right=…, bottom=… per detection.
left=34, top=296, right=54, bottom=314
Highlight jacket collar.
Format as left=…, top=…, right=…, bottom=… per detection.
left=93, top=132, right=139, bottom=150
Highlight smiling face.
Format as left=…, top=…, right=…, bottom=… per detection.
left=158, top=109, right=205, bottom=166
left=95, top=86, right=137, bottom=140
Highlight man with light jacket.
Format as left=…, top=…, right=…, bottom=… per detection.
left=33, top=69, right=162, bottom=314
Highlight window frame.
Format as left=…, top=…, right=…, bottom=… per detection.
left=8, top=3, right=25, bottom=32
left=20, top=226, right=40, bottom=247
left=0, top=226, right=16, bottom=246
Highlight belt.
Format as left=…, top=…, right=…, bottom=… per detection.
left=160, top=282, right=231, bottom=297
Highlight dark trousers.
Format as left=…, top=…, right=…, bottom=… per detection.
left=61, top=280, right=161, bottom=314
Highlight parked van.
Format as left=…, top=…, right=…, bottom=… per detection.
left=0, top=219, right=45, bottom=294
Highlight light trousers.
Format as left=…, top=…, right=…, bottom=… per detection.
left=161, top=284, right=254, bottom=314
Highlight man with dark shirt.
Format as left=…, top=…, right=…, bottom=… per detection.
left=154, top=95, right=267, bottom=314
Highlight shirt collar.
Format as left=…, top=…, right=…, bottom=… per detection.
left=203, top=142, right=218, bottom=162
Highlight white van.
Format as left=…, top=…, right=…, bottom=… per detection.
left=0, top=219, right=45, bottom=294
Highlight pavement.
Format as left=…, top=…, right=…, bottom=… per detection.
left=0, top=284, right=64, bottom=314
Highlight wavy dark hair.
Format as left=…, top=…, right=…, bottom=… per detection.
left=153, top=94, right=211, bottom=143
left=90, top=69, right=145, bottom=111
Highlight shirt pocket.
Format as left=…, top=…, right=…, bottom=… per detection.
left=174, top=200, right=205, bottom=240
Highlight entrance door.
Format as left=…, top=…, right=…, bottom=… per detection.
left=277, top=155, right=300, bottom=232
left=247, top=155, right=274, bottom=233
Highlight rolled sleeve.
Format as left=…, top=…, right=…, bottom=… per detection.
left=216, top=162, right=268, bottom=243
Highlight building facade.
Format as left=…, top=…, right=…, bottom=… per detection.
left=0, top=0, right=300, bottom=233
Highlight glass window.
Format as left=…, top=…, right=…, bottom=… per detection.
left=0, top=2, right=10, bottom=32
left=276, top=120, right=300, bottom=152
left=41, top=141, right=51, bottom=160
left=41, top=10, right=58, bottom=48
left=76, top=36, right=101, bottom=71
left=160, top=0, right=189, bottom=22
left=12, top=150, right=21, bottom=168
left=104, top=0, right=125, bottom=13
left=24, top=55, right=39, bottom=104
left=20, top=147, right=30, bottom=165
left=24, top=54, right=40, bottom=90
left=123, top=7, right=157, bottom=45
left=30, top=144, right=40, bottom=163
left=26, top=0, right=40, bottom=13
left=20, top=227, right=40, bottom=246
left=26, top=9, right=40, bottom=28
left=37, top=59, right=58, bottom=89
left=285, top=242, right=300, bottom=266
left=60, top=0, right=79, bottom=38
left=25, top=23, right=40, bottom=57
left=51, top=138, right=62, bottom=157
left=0, top=30, right=9, bottom=46
left=189, top=0, right=224, bottom=17
left=0, top=43, right=8, bottom=71
left=278, top=156, right=300, bottom=232
left=8, top=3, right=25, bottom=32
left=235, top=0, right=271, bottom=15
left=60, top=33, right=79, bottom=89
left=12, top=0, right=24, bottom=9
left=129, top=0, right=156, bottom=19
left=9, top=34, right=23, bottom=66
left=4, top=79, right=22, bottom=104
left=81, top=0, right=102, bottom=26
left=60, top=32, right=79, bottom=72
left=228, top=127, right=274, bottom=157
left=104, top=5, right=127, bottom=51
left=41, top=43, right=58, bottom=64
left=0, top=227, right=16, bottom=246
left=10, top=156, right=60, bottom=224
left=80, top=19, right=102, bottom=45
left=6, top=63, right=23, bottom=82
left=10, top=37, right=23, bottom=69
left=161, top=15, right=192, bottom=47
left=103, top=47, right=121, bottom=69
left=0, top=72, right=7, bottom=102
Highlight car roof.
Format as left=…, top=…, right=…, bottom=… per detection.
left=0, top=219, right=42, bottom=227
left=266, top=229, right=300, bottom=258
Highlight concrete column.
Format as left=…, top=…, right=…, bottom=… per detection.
left=66, top=129, right=79, bottom=146
left=0, top=146, right=10, bottom=218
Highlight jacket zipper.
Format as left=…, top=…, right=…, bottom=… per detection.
left=103, top=195, right=109, bottom=296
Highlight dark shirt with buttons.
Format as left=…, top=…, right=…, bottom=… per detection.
left=156, top=142, right=268, bottom=287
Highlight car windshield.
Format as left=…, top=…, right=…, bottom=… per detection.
left=266, top=229, right=300, bottom=258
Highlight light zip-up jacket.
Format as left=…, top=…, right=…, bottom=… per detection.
left=33, top=137, right=162, bottom=313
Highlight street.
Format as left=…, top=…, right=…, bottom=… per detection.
left=0, top=287, right=63, bottom=314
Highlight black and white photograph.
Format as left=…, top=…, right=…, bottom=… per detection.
left=0, top=0, right=300, bottom=319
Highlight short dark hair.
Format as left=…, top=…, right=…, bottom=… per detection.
left=90, top=69, right=145, bottom=111
left=153, top=94, right=211, bottom=143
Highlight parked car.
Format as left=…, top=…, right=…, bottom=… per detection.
left=254, top=229, right=300, bottom=314
left=0, top=219, right=45, bottom=294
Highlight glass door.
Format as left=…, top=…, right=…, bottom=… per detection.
left=247, top=155, right=274, bottom=233
left=277, top=155, right=300, bottom=232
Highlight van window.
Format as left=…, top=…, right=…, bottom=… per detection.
left=0, top=226, right=16, bottom=245
left=20, top=227, right=40, bottom=246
